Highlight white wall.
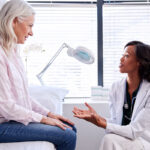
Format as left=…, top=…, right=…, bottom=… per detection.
left=0, top=0, right=5, bottom=10
left=63, top=100, right=110, bottom=150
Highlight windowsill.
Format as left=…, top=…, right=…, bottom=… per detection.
left=63, top=97, right=109, bottom=104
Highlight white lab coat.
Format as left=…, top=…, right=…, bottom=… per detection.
left=106, top=78, right=150, bottom=150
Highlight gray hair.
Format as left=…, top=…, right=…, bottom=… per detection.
left=0, top=0, right=35, bottom=54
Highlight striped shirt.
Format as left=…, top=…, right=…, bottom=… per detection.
left=0, top=45, right=49, bottom=125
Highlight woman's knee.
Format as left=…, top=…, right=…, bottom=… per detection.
left=64, top=128, right=77, bottom=142
left=56, top=128, right=77, bottom=150
left=61, top=124, right=77, bottom=143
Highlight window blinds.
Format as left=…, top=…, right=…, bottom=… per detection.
left=21, top=1, right=97, bottom=97
left=103, top=4, right=150, bottom=88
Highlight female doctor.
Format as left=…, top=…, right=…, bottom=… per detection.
left=73, top=41, right=150, bottom=150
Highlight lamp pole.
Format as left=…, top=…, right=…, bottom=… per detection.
left=36, top=43, right=94, bottom=85
left=36, top=43, right=69, bottom=84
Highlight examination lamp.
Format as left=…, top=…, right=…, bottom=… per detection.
left=36, top=43, right=95, bottom=84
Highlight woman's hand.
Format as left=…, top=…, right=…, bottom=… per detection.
left=40, top=116, right=72, bottom=130
left=47, top=112, right=74, bottom=126
left=72, top=102, right=106, bottom=128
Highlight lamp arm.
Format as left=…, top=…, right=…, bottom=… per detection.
left=36, top=43, right=69, bottom=81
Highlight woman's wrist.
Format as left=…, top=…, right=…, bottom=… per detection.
left=47, top=112, right=55, bottom=117
left=47, top=112, right=52, bottom=117
left=40, top=116, right=48, bottom=124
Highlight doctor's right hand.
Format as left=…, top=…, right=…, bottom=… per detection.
left=73, top=102, right=107, bottom=128
left=40, top=116, right=72, bottom=130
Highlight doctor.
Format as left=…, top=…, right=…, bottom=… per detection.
left=73, top=41, right=150, bottom=150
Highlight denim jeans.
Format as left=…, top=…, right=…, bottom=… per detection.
left=0, top=121, right=77, bottom=150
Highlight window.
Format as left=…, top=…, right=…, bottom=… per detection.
left=22, top=1, right=97, bottom=97
left=102, top=1, right=150, bottom=88
left=22, top=0, right=150, bottom=97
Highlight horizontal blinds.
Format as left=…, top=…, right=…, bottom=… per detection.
left=27, top=0, right=97, bottom=2
left=104, top=0, right=150, bottom=3
left=103, top=4, right=150, bottom=88
left=21, top=2, right=97, bottom=97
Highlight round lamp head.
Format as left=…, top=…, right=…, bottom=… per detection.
left=67, top=46, right=94, bottom=64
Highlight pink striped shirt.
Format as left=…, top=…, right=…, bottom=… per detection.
left=0, top=45, right=49, bottom=125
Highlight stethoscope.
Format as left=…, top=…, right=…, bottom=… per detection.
left=123, top=94, right=137, bottom=121
left=124, top=96, right=136, bottom=111
left=123, top=82, right=141, bottom=111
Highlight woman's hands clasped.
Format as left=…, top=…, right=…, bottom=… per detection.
left=41, top=112, right=74, bottom=130
left=72, top=102, right=107, bottom=128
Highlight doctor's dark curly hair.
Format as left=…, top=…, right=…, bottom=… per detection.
left=125, top=41, right=150, bottom=82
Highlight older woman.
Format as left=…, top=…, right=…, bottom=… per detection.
left=73, top=41, right=150, bottom=150
left=0, top=0, right=76, bottom=150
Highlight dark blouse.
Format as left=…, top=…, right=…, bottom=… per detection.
left=121, top=82, right=140, bottom=125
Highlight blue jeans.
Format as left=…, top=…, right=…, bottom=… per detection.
left=0, top=121, right=77, bottom=150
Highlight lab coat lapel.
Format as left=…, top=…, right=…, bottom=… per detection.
left=132, top=80, right=149, bottom=120
left=118, top=79, right=126, bottom=110
left=116, top=78, right=126, bottom=123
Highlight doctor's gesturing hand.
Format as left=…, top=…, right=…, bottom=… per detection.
left=73, top=102, right=106, bottom=129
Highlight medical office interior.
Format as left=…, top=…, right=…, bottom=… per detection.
left=0, top=0, right=150, bottom=150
